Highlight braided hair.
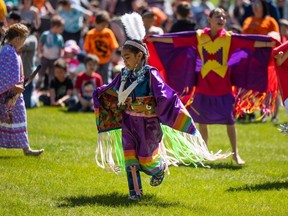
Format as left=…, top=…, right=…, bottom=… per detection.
left=1, top=23, right=29, bottom=46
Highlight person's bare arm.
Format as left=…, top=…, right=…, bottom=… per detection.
left=57, top=89, right=73, bottom=105
left=108, top=0, right=116, bottom=17
left=73, top=88, right=81, bottom=100
left=38, top=42, right=43, bottom=58
left=12, top=83, right=24, bottom=94
left=274, top=51, right=288, bottom=66
left=254, top=41, right=276, bottom=48
left=45, top=0, right=55, bottom=15
left=29, top=6, right=41, bottom=29
left=146, top=37, right=173, bottom=43
left=74, top=88, right=88, bottom=106
left=49, top=88, right=56, bottom=105
left=254, top=31, right=280, bottom=48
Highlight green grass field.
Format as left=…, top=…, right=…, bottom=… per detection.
left=0, top=106, right=287, bottom=216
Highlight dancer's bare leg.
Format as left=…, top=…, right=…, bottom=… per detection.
left=199, top=123, right=208, bottom=145
left=226, top=124, right=245, bottom=165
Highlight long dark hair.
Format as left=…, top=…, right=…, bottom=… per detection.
left=259, top=0, right=270, bottom=18
left=122, top=39, right=148, bottom=64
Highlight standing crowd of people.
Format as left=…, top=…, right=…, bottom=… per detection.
left=1, top=0, right=288, bottom=200
left=1, top=0, right=288, bottom=113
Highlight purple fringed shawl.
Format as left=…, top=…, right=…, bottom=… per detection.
left=147, top=31, right=272, bottom=93
left=146, top=31, right=275, bottom=117
left=92, top=67, right=198, bottom=135
left=92, top=66, right=231, bottom=172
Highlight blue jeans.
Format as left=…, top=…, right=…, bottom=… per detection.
left=23, top=82, right=37, bottom=108
left=98, top=62, right=112, bottom=84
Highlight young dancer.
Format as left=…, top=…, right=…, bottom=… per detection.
left=273, top=42, right=288, bottom=111
left=146, top=8, right=278, bottom=165
left=0, top=23, right=44, bottom=156
left=273, top=42, right=288, bottom=135
left=93, top=12, right=230, bottom=201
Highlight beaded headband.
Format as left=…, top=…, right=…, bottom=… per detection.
left=124, top=40, right=147, bottom=55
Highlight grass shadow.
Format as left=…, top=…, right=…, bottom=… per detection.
left=179, top=162, right=244, bottom=170
left=59, top=109, right=94, bottom=115
left=273, top=121, right=288, bottom=127
left=57, top=192, right=181, bottom=208
left=274, top=121, right=288, bottom=124
left=202, top=162, right=244, bottom=170
left=227, top=181, right=288, bottom=192
left=236, top=120, right=266, bottom=125
left=0, top=155, right=23, bottom=159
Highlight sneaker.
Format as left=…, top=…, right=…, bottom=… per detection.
left=271, top=117, right=278, bottom=123
left=128, top=195, right=142, bottom=201
left=150, top=169, right=165, bottom=187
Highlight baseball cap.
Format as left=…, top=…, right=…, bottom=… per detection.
left=64, top=40, right=80, bottom=54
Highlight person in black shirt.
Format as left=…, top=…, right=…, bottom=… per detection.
left=169, top=1, right=196, bottom=33
left=39, top=58, right=73, bottom=107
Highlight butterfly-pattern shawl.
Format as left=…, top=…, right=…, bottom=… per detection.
left=146, top=31, right=276, bottom=116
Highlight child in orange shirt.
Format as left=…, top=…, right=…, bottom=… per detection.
left=83, top=10, right=119, bottom=84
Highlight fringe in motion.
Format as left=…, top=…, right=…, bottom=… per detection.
left=233, top=88, right=278, bottom=119
left=95, top=125, right=231, bottom=174
left=278, top=123, right=288, bottom=136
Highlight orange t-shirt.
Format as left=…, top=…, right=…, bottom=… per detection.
left=32, top=0, right=45, bottom=12
left=242, top=16, right=279, bottom=94
left=83, top=28, right=119, bottom=65
left=242, top=16, right=279, bottom=35
left=151, top=7, right=167, bottom=27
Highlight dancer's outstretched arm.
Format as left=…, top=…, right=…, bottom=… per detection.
left=254, top=40, right=276, bottom=48
left=146, top=37, right=173, bottom=43
left=274, top=51, right=288, bottom=66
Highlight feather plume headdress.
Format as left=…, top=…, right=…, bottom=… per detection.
left=121, top=12, right=147, bottom=54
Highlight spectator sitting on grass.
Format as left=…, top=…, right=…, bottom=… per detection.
left=68, top=53, right=103, bottom=112
left=39, top=58, right=73, bottom=107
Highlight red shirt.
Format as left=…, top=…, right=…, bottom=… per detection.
left=74, top=72, right=103, bottom=96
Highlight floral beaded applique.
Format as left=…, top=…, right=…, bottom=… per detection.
left=121, top=66, right=148, bottom=84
